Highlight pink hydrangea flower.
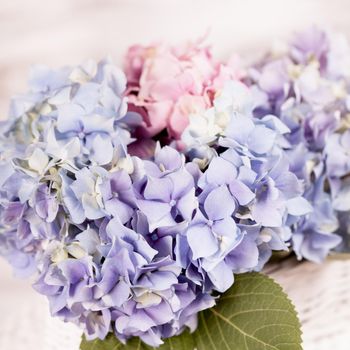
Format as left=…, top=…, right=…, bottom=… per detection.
left=125, top=40, right=244, bottom=141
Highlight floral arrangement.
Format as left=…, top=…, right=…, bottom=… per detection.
left=1, top=27, right=349, bottom=349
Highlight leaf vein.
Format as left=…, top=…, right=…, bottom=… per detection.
left=210, top=308, right=280, bottom=350
left=213, top=310, right=231, bottom=350
left=228, top=308, right=293, bottom=320
left=200, top=312, right=218, bottom=350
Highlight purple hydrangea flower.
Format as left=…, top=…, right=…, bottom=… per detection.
left=1, top=37, right=347, bottom=348
left=247, top=27, right=349, bottom=260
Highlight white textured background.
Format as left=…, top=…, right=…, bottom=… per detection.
left=1, top=1, right=350, bottom=349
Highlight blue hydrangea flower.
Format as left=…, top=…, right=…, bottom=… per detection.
left=7, top=59, right=138, bottom=167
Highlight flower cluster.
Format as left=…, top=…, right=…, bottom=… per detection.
left=0, top=59, right=137, bottom=277
left=0, top=30, right=347, bottom=347
left=246, top=26, right=349, bottom=262
left=182, top=80, right=312, bottom=262
left=125, top=39, right=243, bottom=152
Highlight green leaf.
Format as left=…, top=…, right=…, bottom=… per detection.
left=80, top=330, right=195, bottom=350
left=195, top=273, right=302, bottom=350
left=80, top=273, right=302, bottom=350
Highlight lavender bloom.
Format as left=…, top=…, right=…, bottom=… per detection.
left=61, top=167, right=108, bottom=224
left=2, top=35, right=348, bottom=348
left=185, top=186, right=241, bottom=292
left=0, top=60, right=134, bottom=275
left=34, top=184, right=59, bottom=223
left=33, top=257, right=95, bottom=322
left=290, top=26, right=329, bottom=67
left=94, top=218, right=157, bottom=308
left=81, top=309, right=112, bottom=340
left=135, top=146, right=198, bottom=231
left=32, top=214, right=216, bottom=346
left=224, top=225, right=260, bottom=273
left=179, top=80, right=313, bottom=290
left=99, top=169, right=136, bottom=224
left=0, top=242, right=37, bottom=277
left=182, top=81, right=259, bottom=165
left=0, top=221, right=37, bottom=278
left=247, top=27, right=348, bottom=260
left=0, top=166, right=62, bottom=277
left=186, top=186, right=238, bottom=261
left=8, top=59, right=138, bottom=167
left=1, top=58, right=226, bottom=347
left=325, top=130, right=350, bottom=210
left=292, top=176, right=341, bottom=262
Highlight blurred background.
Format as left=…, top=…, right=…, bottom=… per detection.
left=1, top=0, right=350, bottom=349
left=2, top=0, right=350, bottom=117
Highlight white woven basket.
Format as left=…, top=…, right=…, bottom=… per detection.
left=267, top=258, right=350, bottom=350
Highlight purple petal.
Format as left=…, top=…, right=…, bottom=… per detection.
left=229, top=179, right=255, bottom=205
left=204, top=185, right=236, bottom=221
left=207, top=260, right=234, bottom=293
left=187, top=224, right=218, bottom=259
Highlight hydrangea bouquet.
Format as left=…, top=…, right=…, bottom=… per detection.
left=1, top=27, right=349, bottom=350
